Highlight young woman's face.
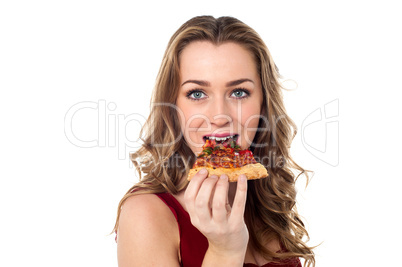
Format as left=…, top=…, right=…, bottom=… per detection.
left=176, top=41, right=263, bottom=155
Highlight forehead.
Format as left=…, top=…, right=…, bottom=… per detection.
left=179, top=41, right=258, bottom=82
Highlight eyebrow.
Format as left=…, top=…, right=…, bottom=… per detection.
left=181, top=78, right=254, bottom=87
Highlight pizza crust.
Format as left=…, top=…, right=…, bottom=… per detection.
left=187, top=163, right=268, bottom=182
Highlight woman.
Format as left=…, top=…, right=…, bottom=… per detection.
left=114, top=16, right=315, bottom=266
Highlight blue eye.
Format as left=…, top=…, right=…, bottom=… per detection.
left=186, top=90, right=206, bottom=101
left=231, top=89, right=250, bottom=99
left=185, top=88, right=250, bottom=101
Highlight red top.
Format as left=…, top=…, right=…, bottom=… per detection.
left=155, top=192, right=301, bottom=267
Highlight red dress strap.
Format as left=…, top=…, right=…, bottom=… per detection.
left=155, top=192, right=208, bottom=267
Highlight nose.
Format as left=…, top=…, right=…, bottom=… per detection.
left=209, top=97, right=232, bottom=127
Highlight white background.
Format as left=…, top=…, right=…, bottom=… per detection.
left=1, top=1, right=401, bottom=266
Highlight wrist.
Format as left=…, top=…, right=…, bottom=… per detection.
left=202, top=244, right=246, bottom=266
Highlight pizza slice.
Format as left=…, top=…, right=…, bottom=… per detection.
left=187, top=137, right=268, bottom=182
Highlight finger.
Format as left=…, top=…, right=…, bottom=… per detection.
left=194, top=175, right=219, bottom=223
left=211, top=174, right=230, bottom=223
left=184, top=168, right=209, bottom=216
left=229, top=174, right=248, bottom=224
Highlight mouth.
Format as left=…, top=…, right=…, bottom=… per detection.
left=203, top=134, right=239, bottom=144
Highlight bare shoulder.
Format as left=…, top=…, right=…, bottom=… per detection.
left=119, top=193, right=175, bottom=221
left=117, top=193, right=180, bottom=267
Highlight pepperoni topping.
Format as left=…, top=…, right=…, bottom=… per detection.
left=193, top=138, right=257, bottom=168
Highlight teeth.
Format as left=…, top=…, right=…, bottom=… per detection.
left=206, top=135, right=236, bottom=142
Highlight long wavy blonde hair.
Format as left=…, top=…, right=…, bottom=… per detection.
left=114, top=15, right=315, bottom=266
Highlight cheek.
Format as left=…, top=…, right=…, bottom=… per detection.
left=176, top=101, right=206, bottom=133
left=240, top=105, right=262, bottom=129
left=240, top=104, right=262, bottom=145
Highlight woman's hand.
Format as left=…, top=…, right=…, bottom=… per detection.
left=184, top=168, right=249, bottom=265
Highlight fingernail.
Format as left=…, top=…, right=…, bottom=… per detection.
left=239, top=174, right=247, bottom=182
left=220, top=174, right=228, bottom=180
left=199, top=168, right=207, bottom=175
